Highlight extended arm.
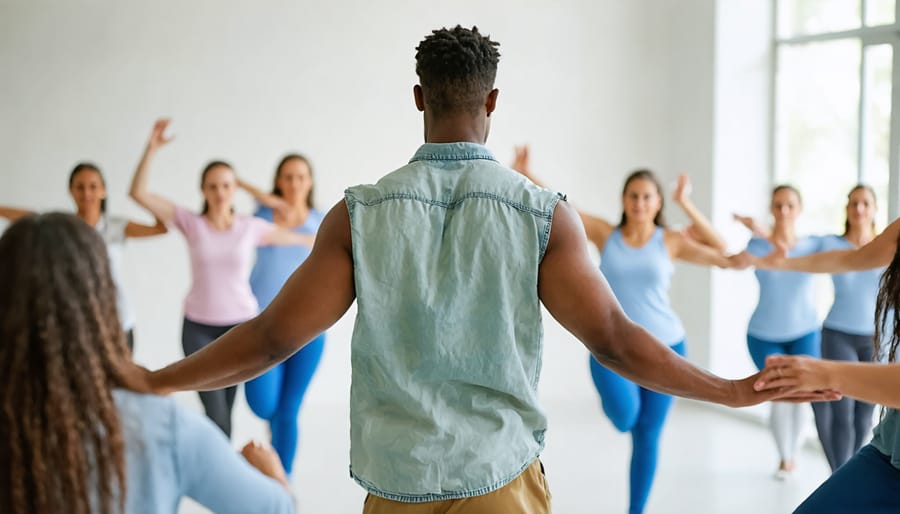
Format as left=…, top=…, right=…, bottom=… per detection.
left=124, top=218, right=169, bottom=238
left=758, top=217, right=900, bottom=273
left=538, top=201, right=811, bottom=406
left=263, top=227, right=316, bottom=247
left=238, top=179, right=290, bottom=212
left=0, top=206, right=35, bottom=222
left=757, top=356, right=900, bottom=409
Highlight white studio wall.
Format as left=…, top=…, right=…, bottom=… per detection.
left=0, top=1, right=782, bottom=509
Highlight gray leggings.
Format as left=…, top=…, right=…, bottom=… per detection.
left=182, top=317, right=239, bottom=438
left=811, top=327, right=876, bottom=471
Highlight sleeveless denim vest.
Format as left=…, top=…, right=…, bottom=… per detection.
left=344, top=142, right=564, bottom=502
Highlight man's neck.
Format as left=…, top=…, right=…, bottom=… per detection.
left=424, top=113, right=487, bottom=144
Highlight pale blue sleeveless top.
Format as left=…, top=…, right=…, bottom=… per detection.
left=746, top=236, right=824, bottom=341
left=820, top=234, right=884, bottom=336
left=344, top=143, right=564, bottom=502
left=599, top=227, right=685, bottom=346
left=249, top=206, right=324, bottom=309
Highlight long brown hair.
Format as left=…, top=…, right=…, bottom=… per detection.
left=271, top=153, right=315, bottom=209
left=0, top=213, right=128, bottom=514
left=875, top=235, right=900, bottom=366
left=618, top=169, right=667, bottom=228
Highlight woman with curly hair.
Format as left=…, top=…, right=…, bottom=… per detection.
left=0, top=213, right=294, bottom=514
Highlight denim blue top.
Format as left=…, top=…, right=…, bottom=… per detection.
left=746, top=236, right=825, bottom=341
left=250, top=206, right=324, bottom=308
left=820, top=234, right=884, bottom=336
left=873, top=409, right=900, bottom=469
left=343, top=142, right=564, bottom=502
left=600, top=227, right=685, bottom=346
left=114, top=390, right=294, bottom=514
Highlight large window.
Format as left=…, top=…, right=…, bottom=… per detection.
left=774, top=0, right=898, bottom=233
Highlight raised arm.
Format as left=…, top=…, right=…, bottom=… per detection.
left=0, top=207, right=35, bottom=222
left=757, top=217, right=900, bottom=273
left=237, top=178, right=290, bottom=212
left=512, top=144, right=615, bottom=249
left=136, top=201, right=355, bottom=393
left=124, top=218, right=168, bottom=238
left=733, top=213, right=772, bottom=239
left=673, top=174, right=727, bottom=252
left=538, top=201, right=821, bottom=406
left=757, top=356, right=900, bottom=410
left=128, top=119, right=178, bottom=225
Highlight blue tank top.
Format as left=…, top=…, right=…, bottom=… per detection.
left=746, top=236, right=824, bottom=341
left=249, top=206, right=324, bottom=309
left=600, top=227, right=685, bottom=346
left=820, top=235, right=884, bottom=336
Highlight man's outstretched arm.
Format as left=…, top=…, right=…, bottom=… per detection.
left=146, top=201, right=356, bottom=394
left=538, top=201, right=820, bottom=407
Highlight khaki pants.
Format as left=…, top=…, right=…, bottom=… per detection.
left=362, top=459, right=552, bottom=514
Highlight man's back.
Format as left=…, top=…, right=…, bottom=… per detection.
left=344, top=142, right=564, bottom=501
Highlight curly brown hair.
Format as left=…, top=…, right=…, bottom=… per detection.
left=0, top=213, right=128, bottom=514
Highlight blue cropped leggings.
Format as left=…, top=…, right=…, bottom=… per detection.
left=589, top=341, right=686, bottom=514
left=245, top=333, right=326, bottom=474
left=794, top=445, right=900, bottom=513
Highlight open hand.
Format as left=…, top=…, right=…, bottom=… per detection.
left=754, top=355, right=836, bottom=393
left=147, top=118, right=174, bottom=151
left=673, top=174, right=691, bottom=205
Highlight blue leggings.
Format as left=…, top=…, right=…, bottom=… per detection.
left=794, top=445, right=900, bottom=513
left=747, top=330, right=821, bottom=370
left=245, top=333, right=326, bottom=474
left=589, top=341, right=686, bottom=514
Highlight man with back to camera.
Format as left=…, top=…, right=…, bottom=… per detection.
left=122, top=25, right=833, bottom=513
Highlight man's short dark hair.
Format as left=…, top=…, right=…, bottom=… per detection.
left=415, top=25, right=501, bottom=117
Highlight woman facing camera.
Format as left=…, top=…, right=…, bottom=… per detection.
left=0, top=213, right=294, bottom=514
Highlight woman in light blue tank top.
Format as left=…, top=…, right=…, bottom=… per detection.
left=514, top=148, right=741, bottom=514
left=751, top=213, right=900, bottom=513
left=738, top=185, right=826, bottom=479
left=239, top=154, right=326, bottom=476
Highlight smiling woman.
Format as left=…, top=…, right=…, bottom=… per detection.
left=0, top=162, right=169, bottom=352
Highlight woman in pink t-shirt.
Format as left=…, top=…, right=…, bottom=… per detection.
left=128, top=119, right=314, bottom=437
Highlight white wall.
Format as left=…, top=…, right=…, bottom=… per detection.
left=0, top=0, right=780, bottom=506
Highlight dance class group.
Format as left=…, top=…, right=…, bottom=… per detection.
left=2, top=25, right=899, bottom=514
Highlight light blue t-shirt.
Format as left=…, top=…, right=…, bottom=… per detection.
left=872, top=409, right=900, bottom=469
left=114, top=390, right=294, bottom=514
left=746, top=236, right=825, bottom=341
left=250, top=206, right=324, bottom=308
left=600, top=227, right=685, bottom=346
left=344, top=142, right=563, bottom=502
left=820, top=234, right=884, bottom=336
